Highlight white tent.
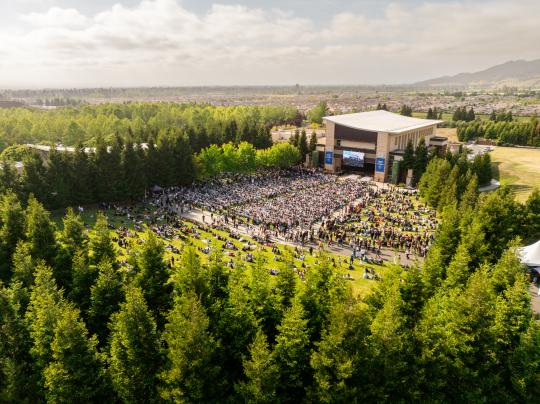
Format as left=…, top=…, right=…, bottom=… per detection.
left=519, top=240, right=540, bottom=267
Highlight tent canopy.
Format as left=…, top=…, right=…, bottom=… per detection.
left=519, top=240, right=540, bottom=267
left=151, top=185, right=163, bottom=193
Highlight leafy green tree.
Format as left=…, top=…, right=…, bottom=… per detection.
left=235, top=330, right=279, bottom=403
left=109, top=286, right=162, bottom=403
left=307, top=101, right=328, bottom=125
left=523, top=188, right=540, bottom=240
left=160, top=293, right=220, bottom=402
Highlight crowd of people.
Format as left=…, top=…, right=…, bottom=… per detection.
left=139, top=167, right=436, bottom=261
left=319, top=187, right=437, bottom=258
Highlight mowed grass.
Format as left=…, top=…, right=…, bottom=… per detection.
left=491, top=146, right=540, bottom=202
left=53, top=207, right=394, bottom=297
left=435, top=127, right=459, bottom=142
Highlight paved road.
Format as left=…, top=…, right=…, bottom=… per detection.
left=180, top=206, right=421, bottom=268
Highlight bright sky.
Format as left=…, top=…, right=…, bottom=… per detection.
left=0, top=0, right=538, bottom=88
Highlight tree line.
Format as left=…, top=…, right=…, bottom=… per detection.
left=196, top=142, right=302, bottom=179
left=0, top=103, right=299, bottom=150
left=418, top=149, right=494, bottom=213
left=457, top=118, right=540, bottom=146
left=0, top=177, right=539, bottom=402
left=0, top=136, right=308, bottom=210
left=452, top=106, right=476, bottom=122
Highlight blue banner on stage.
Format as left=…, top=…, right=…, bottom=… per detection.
left=375, top=157, right=385, bottom=172
left=325, top=151, right=333, bottom=164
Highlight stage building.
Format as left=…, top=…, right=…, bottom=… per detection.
left=317, top=110, right=447, bottom=183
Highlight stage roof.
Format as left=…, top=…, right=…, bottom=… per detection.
left=323, top=110, right=442, bottom=134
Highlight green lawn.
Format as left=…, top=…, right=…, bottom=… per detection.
left=53, top=206, right=392, bottom=297
left=491, top=146, right=540, bottom=202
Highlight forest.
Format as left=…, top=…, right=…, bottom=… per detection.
left=0, top=103, right=300, bottom=150
left=0, top=171, right=539, bottom=402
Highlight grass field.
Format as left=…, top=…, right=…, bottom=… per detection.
left=53, top=207, right=395, bottom=297
left=435, top=127, right=459, bottom=142
left=491, top=146, right=540, bottom=202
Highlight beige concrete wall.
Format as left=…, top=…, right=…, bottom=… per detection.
left=374, top=132, right=390, bottom=182
left=339, top=139, right=376, bottom=150
left=324, top=120, right=336, bottom=172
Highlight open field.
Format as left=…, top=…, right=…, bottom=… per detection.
left=435, top=127, right=459, bottom=142
left=491, top=146, right=540, bottom=202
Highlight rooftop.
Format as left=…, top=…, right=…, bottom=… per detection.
left=323, top=110, right=443, bottom=134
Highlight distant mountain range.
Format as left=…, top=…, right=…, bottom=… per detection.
left=416, top=59, right=540, bottom=88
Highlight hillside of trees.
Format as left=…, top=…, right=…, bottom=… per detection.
left=0, top=176, right=539, bottom=402
left=0, top=103, right=299, bottom=150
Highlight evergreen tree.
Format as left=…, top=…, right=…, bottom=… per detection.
left=0, top=283, right=40, bottom=403
left=298, top=129, right=309, bottom=158
left=273, top=299, right=311, bottom=402
left=11, top=241, right=35, bottom=288
left=413, top=137, right=428, bottom=185
left=160, top=293, right=220, bottom=402
left=309, top=131, right=317, bottom=153
left=43, top=305, right=109, bottom=403
left=133, top=230, right=171, bottom=322
left=402, top=140, right=415, bottom=170
left=87, top=259, right=125, bottom=345
left=0, top=191, right=25, bottom=281
left=25, top=196, right=57, bottom=267
left=89, top=213, right=116, bottom=266
left=68, top=250, right=97, bottom=314
left=109, top=286, right=162, bottom=403
left=235, top=330, right=279, bottom=403
left=24, top=262, right=64, bottom=394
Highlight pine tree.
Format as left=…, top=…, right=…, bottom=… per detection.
left=402, top=140, right=415, bottom=169
left=68, top=250, right=97, bottom=314
left=413, top=137, right=428, bottom=185
left=273, top=299, right=311, bottom=402
left=89, top=213, right=116, bottom=266
left=109, top=286, right=162, bottom=403
left=0, top=283, right=40, bottom=402
left=43, top=304, right=109, bottom=403
left=160, top=293, right=220, bottom=402
left=309, top=131, right=317, bottom=153
left=235, top=330, right=279, bottom=403
left=61, top=207, right=88, bottom=254
left=298, top=129, right=309, bottom=157
left=11, top=241, right=34, bottom=288
left=25, top=196, right=57, bottom=267
left=0, top=191, right=25, bottom=281
left=133, top=230, right=171, bottom=322
left=87, top=259, right=125, bottom=345
left=24, top=262, right=64, bottom=393
left=459, top=175, right=479, bottom=212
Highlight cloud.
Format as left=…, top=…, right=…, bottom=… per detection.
left=2, top=0, right=540, bottom=87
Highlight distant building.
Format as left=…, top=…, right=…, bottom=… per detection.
left=317, top=110, right=447, bottom=183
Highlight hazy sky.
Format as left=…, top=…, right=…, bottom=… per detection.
left=1, top=0, right=538, bottom=88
